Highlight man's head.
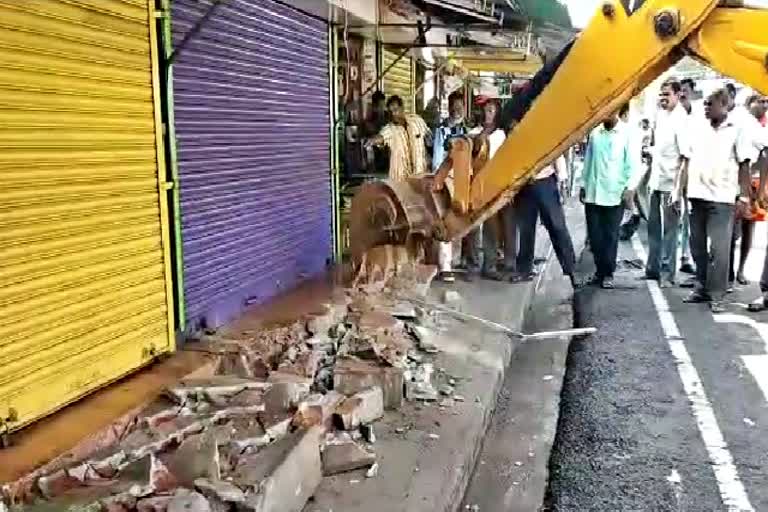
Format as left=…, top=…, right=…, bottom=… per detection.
left=680, top=78, right=695, bottom=112
left=603, top=109, right=621, bottom=130
left=372, top=91, right=386, bottom=115
left=387, top=95, right=405, bottom=124
left=618, top=102, right=630, bottom=123
left=481, top=99, right=499, bottom=128
left=641, top=118, right=650, bottom=130
left=448, top=91, right=465, bottom=121
left=659, top=79, right=681, bottom=111
left=747, top=94, right=768, bottom=120
left=704, top=89, right=730, bottom=123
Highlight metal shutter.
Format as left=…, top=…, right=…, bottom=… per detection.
left=0, top=0, right=174, bottom=433
left=383, top=48, right=414, bottom=112
left=172, top=0, right=332, bottom=329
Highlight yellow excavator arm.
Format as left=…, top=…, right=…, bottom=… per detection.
left=349, top=0, right=768, bottom=268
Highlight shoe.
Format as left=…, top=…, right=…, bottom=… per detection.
left=568, top=274, right=584, bottom=289
left=601, top=277, right=615, bottom=289
left=680, top=277, right=698, bottom=289
left=509, top=271, right=535, bottom=283
left=710, top=301, right=726, bottom=314
left=587, top=274, right=603, bottom=286
left=680, top=262, right=696, bottom=275
left=660, top=280, right=675, bottom=289
left=438, top=272, right=456, bottom=283
left=748, top=296, right=768, bottom=312
left=684, top=291, right=710, bottom=303
left=727, top=282, right=735, bottom=294
left=737, top=273, right=749, bottom=286
left=481, top=269, right=504, bottom=281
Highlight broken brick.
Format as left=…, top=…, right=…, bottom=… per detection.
left=194, top=478, right=245, bottom=504
left=334, top=359, right=404, bottom=409
left=264, top=372, right=312, bottom=411
left=136, top=495, right=173, bottom=512
left=168, top=489, right=211, bottom=512
left=334, top=387, right=384, bottom=430
left=162, top=431, right=220, bottom=487
left=234, top=427, right=322, bottom=512
left=292, top=391, right=345, bottom=430
left=37, top=469, right=82, bottom=499
left=321, top=440, right=376, bottom=476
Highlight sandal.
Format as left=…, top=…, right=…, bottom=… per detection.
left=508, top=272, right=535, bottom=283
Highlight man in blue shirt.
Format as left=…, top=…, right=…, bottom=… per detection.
left=580, top=105, right=636, bottom=289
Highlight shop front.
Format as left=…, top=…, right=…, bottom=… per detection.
left=0, top=0, right=175, bottom=433
left=171, top=0, right=334, bottom=330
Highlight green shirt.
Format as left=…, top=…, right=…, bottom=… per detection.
left=582, top=124, right=634, bottom=207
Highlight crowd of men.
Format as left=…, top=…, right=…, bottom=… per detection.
left=362, top=80, right=768, bottom=313
left=583, top=78, right=768, bottom=312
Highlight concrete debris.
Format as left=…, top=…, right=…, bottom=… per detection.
left=234, top=427, right=323, bottom=512
left=293, top=391, right=345, bottom=430
left=333, top=358, right=404, bottom=410
left=442, top=290, right=461, bottom=304
left=334, top=387, right=384, bottom=431
left=321, top=440, right=376, bottom=476
left=19, top=276, right=470, bottom=512
left=168, top=489, right=211, bottom=512
left=366, top=462, right=379, bottom=478
left=439, top=385, right=455, bottom=396
left=136, top=495, right=173, bottom=512
left=163, top=431, right=220, bottom=487
left=404, top=363, right=438, bottom=402
left=264, top=372, right=312, bottom=411
left=408, top=325, right=439, bottom=353
left=194, top=478, right=246, bottom=504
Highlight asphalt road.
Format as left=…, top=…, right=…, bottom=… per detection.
left=545, top=228, right=768, bottom=512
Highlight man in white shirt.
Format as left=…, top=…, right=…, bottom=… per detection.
left=678, top=78, right=700, bottom=277
left=645, top=79, right=690, bottom=286
left=677, top=88, right=755, bottom=313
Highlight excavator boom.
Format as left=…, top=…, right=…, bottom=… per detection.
left=349, top=0, right=768, bottom=272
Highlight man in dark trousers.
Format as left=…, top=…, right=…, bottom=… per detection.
left=512, top=154, right=579, bottom=289
left=580, top=107, right=636, bottom=289
left=678, top=89, right=755, bottom=313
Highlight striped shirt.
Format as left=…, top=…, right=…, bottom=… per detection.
left=379, top=115, right=430, bottom=181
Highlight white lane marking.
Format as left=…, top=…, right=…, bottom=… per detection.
left=667, top=469, right=684, bottom=511
left=631, top=238, right=755, bottom=512
left=713, top=314, right=768, bottom=403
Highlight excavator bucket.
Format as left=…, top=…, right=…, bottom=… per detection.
left=348, top=176, right=451, bottom=275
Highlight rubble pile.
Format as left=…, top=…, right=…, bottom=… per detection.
left=1, top=265, right=470, bottom=512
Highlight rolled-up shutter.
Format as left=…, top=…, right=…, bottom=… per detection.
left=383, top=47, right=414, bottom=112
left=0, top=0, right=174, bottom=432
left=172, top=0, right=332, bottom=329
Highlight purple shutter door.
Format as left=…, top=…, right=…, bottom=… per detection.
left=172, top=0, right=332, bottom=329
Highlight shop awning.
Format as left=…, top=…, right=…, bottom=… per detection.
left=448, top=48, right=543, bottom=74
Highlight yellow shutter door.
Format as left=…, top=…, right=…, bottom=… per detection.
left=383, top=48, right=414, bottom=112
left=0, top=0, right=174, bottom=434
